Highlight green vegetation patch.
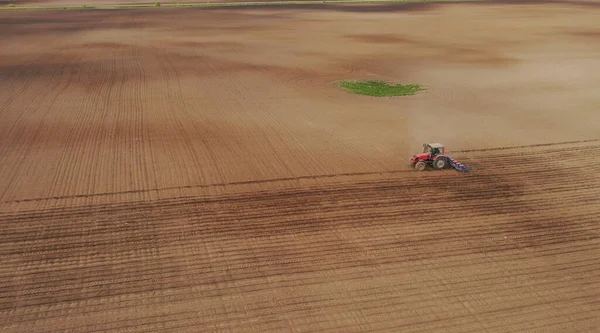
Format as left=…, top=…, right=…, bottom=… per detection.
left=337, top=80, right=424, bottom=97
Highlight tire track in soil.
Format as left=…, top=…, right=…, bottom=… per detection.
left=2, top=240, right=596, bottom=330
left=2, top=205, right=598, bottom=272
left=3, top=234, right=599, bottom=307
left=0, top=45, right=87, bottom=202
left=2, top=176, right=598, bottom=259
left=4, top=248, right=593, bottom=322
left=1, top=150, right=596, bottom=234
left=4, top=251, right=599, bottom=327
left=1, top=141, right=598, bottom=206
left=4, top=210, right=600, bottom=298
left=3, top=231, right=599, bottom=301
left=454, top=138, right=600, bottom=153
left=11, top=283, right=599, bottom=333
left=2, top=189, right=599, bottom=262
left=149, top=39, right=219, bottom=189
left=1, top=155, right=596, bottom=218
left=2, top=142, right=599, bottom=332
left=9, top=282, right=600, bottom=332
left=3, top=229, right=598, bottom=305
left=3, top=208, right=597, bottom=273
left=46, top=29, right=128, bottom=205
left=1, top=181, right=598, bottom=262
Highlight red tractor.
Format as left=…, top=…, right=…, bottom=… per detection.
left=410, top=143, right=449, bottom=171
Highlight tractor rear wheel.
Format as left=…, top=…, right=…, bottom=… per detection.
left=432, top=157, right=448, bottom=170
left=414, top=161, right=426, bottom=171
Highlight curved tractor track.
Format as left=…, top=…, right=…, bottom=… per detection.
left=1, top=142, right=599, bottom=333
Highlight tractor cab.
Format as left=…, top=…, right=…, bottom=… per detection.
left=423, top=143, right=444, bottom=156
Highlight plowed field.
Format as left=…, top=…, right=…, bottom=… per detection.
left=2, top=1, right=600, bottom=332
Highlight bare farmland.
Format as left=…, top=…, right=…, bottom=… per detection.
left=1, top=1, right=600, bottom=332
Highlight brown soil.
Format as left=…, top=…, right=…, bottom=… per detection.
left=1, top=2, right=600, bottom=332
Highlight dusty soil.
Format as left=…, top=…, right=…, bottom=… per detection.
left=1, top=0, right=294, bottom=6
left=1, top=1, right=600, bottom=332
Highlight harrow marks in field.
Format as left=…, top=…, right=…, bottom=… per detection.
left=2, top=141, right=600, bottom=333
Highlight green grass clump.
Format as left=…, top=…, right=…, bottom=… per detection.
left=338, top=80, right=424, bottom=97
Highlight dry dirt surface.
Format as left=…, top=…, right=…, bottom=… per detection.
left=1, top=0, right=300, bottom=7
left=2, top=1, right=600, bottom=332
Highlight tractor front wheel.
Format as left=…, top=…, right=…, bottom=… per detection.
left=414, top=161, right=426, bottom=171
left=432, top=157, right=448, bottom=170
